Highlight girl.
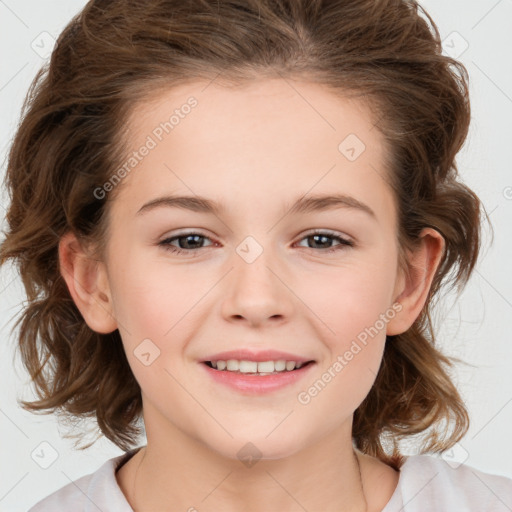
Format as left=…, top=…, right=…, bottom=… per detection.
left=1, top=0, right=511, bottom=510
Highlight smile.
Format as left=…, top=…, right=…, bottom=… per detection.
left=205, top=359, right=313, bottom=374
left=200, top=359, right=316, bottom=394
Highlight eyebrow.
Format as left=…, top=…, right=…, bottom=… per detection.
left=136, top=193, right=376, bottom=219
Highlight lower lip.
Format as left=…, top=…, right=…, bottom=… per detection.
left=199, top=362, right=316, bottom=394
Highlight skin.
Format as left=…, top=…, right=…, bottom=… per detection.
left=59, top=77, right=445, bottom=512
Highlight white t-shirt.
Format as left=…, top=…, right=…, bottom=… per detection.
left=28, top=447, right=512, bottom=511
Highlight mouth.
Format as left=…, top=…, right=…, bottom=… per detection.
left=202, top=359, right=315, bottom=375
left=199, top=357, right=317, bottom=394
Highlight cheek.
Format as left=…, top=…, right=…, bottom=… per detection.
left=109, top=253, right=201, bottom=340
left=296, top=254, right=397, bottom=411
left=108, top=265, right=192, bottom=401
left=298, top=267, right=394, bottom=421
left=298, top=256, right=397, bottom=343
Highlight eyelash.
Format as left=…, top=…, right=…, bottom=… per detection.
left=157, top=230, right=354, bottom=256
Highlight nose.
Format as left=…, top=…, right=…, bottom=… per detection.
left=220, top=246, right=294, bottom=327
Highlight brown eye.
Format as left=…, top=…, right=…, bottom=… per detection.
left=158, top=232, right=214, bottom=255
left=296, top=231, right=354, bottom=253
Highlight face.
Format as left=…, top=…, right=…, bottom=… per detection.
left=101, top=78, right=405, bottom=460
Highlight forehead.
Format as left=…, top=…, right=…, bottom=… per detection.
left=127, top=77, right=384, bottom=152
left=112, top=78, right=394, bottom=223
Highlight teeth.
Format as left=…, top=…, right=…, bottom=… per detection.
left=257, top=361, right=275, bottom=373
left=227, top=359, right=240, bottom=371
left=274, top=360, right=286, bottom=371
left=208, top=359, right=307, bottom=373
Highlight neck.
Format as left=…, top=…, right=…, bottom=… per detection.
left=122, top=418, right=369, bottom=512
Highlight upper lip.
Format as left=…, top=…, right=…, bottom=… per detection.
left=200, top=349, right=315, bottom=364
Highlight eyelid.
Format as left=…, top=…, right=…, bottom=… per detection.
left=158, top=228, right=353, bottom=245
left=159, top=228, right=213, bottom=241
left=299, top=228, right=353, bottom=242
left=157, top=228, right=355, bottom=257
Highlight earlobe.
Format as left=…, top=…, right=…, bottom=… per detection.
left=58, top=231, right=118, bottom=334
left=386, top=228, right=445, bottom=336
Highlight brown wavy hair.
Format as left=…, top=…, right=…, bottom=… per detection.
left=0, top=0, right=489, bottom=469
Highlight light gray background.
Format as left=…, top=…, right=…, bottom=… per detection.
left=1, top=1, right=511, bottom=510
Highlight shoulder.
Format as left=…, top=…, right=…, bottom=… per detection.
left=386, top=453, right=512, bottom=512
left=28, top=450, right=138, bottom=512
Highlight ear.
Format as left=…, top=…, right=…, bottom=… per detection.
left=58, top=231, right=118, bottom=334
left=386, top=227, right=445, bottom=336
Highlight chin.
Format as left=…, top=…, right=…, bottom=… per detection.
left=206, top=434, right=304, bottom=464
